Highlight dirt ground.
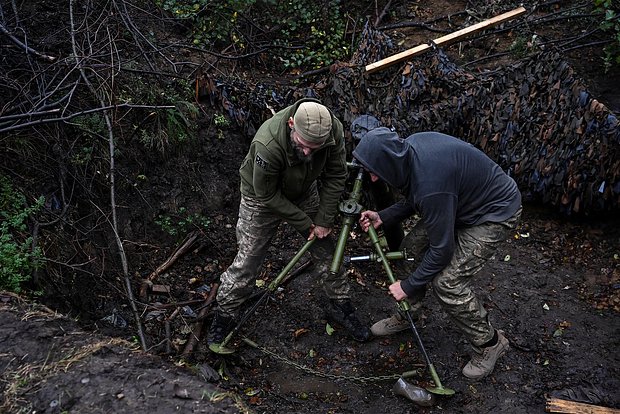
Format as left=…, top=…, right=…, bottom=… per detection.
left=2, top=1, right=620, bottom=413
left=1, top=206, right=619, bottom=413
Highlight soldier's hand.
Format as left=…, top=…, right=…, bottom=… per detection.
left=310, top=225, right=332, bottom=239
left=359, top=210, right=382, bottom=232
left=388, top=281, right=407, bottom=301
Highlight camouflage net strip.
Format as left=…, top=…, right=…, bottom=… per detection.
left=198, top=25, right=619, bottom=215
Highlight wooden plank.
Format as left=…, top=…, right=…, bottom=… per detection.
left=151, top=284, right=171, bottom=295
left=365, top=6, right=527, bottom=74
left=546, top=397, right=620, bottom=414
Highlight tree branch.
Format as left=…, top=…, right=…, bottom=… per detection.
left=0, top=104, right=175, bottom=134
left=0, top=22, right=57, bottom=62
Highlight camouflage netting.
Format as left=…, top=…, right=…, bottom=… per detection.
left=198, top=24, right=620, bottom=215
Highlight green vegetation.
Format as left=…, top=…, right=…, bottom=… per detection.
left=154, top=0, right=352, bottom=71
left=155, top=207, right=211, bottom=237
left=139, top=102, right=199, bottom=152
left=273, top=2, right=349, bottom=70
left=593, top=0, right=620, bottom=71
left=214, top=113, right=230, bottom=139
left=0, top=176, right=43, bottom=293
left=117, top=77, right=198, bottom=153
left=214, top=114, right=230, bottom=128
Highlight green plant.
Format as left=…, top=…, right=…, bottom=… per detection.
left=214, top=113, right=230, bottom=139
left=155, top=0, right=353, bottom=72
left=509, top=35, right=539, bottom=58
left=117, top=76, right=197, bottom=152
left=155, top=0, right=257, bottom=47
left=73, top=114, right=106, bottom=138
left=214, top=113, right=230, bottom=128
left=0, top=176, right=43, bottom=293
left=274, top=1, right=349, bottom=70
left=139, top=101, right=199, bottom=152
left=155, top=207, right=210, bottom=237
left=593, top=0, right=620, bottom=71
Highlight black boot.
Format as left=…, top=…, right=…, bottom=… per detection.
left=327, top=299, right=372, bottom=342
left=207, top=310, right=235, bottom=348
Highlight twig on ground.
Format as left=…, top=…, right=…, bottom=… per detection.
left=181, top=283, right=219, bottom=357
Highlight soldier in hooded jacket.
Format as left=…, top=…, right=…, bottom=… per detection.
left=353, top=118, right=521, bottom=380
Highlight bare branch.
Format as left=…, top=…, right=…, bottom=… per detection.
left=0, top=103, right=175, bottom=134
left=0, top=22, right=57, bottom=62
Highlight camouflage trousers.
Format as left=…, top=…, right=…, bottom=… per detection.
left=401, top=208, right=522, bottom=347
left=216, top=186, right=350, bottom=318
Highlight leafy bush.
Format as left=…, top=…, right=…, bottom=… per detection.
left=0, top=176, right=43, bottom=293
left=593, top=0, right=620, bottom=70
left=139, top=101, right=199, bottom=152
left=155, top=0, right=352, bottom=71
left=155, top=0, right=256, bottom=46
left=272, top=1, right=349, bottom=70
left=155, top=207, right=211, bottom=237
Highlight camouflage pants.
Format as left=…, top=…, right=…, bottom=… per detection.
left=216, top=185, right=350, bottom=318
left=402, top=208, right=522, bottom=346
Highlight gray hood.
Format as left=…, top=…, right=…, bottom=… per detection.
left=352, top=127, right=412, bottom=192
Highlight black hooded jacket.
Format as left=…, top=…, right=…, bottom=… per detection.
left=352, top=128, right=521, bottom=296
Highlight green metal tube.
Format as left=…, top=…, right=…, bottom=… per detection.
left=367, top=225, right=410, bottom=312
left=219, top=238, right=316, bottom=351
left=268, top=238, right=316, bottom=290
left=330, top=166, right=365, bottom=274
left=367, top=225, right=454, bottom=395
left=347, top=250, right=411, bottom=262
left=330, top=216, right=354, bottom=274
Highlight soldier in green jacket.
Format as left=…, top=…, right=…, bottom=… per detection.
left=207, top=99, right=371, bottom=351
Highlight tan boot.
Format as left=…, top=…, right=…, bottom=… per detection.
left=462, top=330, right=509, bottom=380
left=370, top=312, right=410, bottom=336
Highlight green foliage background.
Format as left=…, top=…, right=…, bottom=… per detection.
left=155, top=0, right=351, bottom=70
left=0, top=176, right=43, bottom=293
left=593, top=0, right=620, bottom=70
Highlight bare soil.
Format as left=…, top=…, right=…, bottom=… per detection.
left=2, top=1, right=619, bottom=413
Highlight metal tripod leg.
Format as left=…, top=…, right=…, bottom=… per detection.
left=367, top=225, right=455, bottom=396
left=209, top=238, right=316, bottom=354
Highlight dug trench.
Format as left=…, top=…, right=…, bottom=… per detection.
left=2, top=1, right=620, bottom=413
left=1, top=123, right=619, bottom=413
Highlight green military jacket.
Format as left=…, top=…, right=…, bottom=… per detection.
left=239, top=98, right=347, bottom=232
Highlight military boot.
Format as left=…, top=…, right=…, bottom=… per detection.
left=462, top=330, right=509, bottom=379
left=206, top=309, right=235, bottom=350
left=327, top=299, right=371, bottom=342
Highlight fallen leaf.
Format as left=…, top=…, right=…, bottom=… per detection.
left=244, top=387, right=260, bottom=396
left=326, top=323, right=335, bottom=335
left=294, top=328, right=310, bottom=338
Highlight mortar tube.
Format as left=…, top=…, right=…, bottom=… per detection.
left=329, top=166, right=365, bottom=275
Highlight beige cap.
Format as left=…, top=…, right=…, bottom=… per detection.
left=293, top=102, right=332, bottom=144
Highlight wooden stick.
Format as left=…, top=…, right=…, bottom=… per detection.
left=365, top=6, right=527, bottom=74
left=181, top=283, right=219, bottom=357
left=148, top=231, right=199, bottom=281
left=0, top=22, right=57, bottom=62
left=546, top=397, right=620, bottom=414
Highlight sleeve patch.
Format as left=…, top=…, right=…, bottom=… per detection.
left=255, top=153, right=269, bottom=170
